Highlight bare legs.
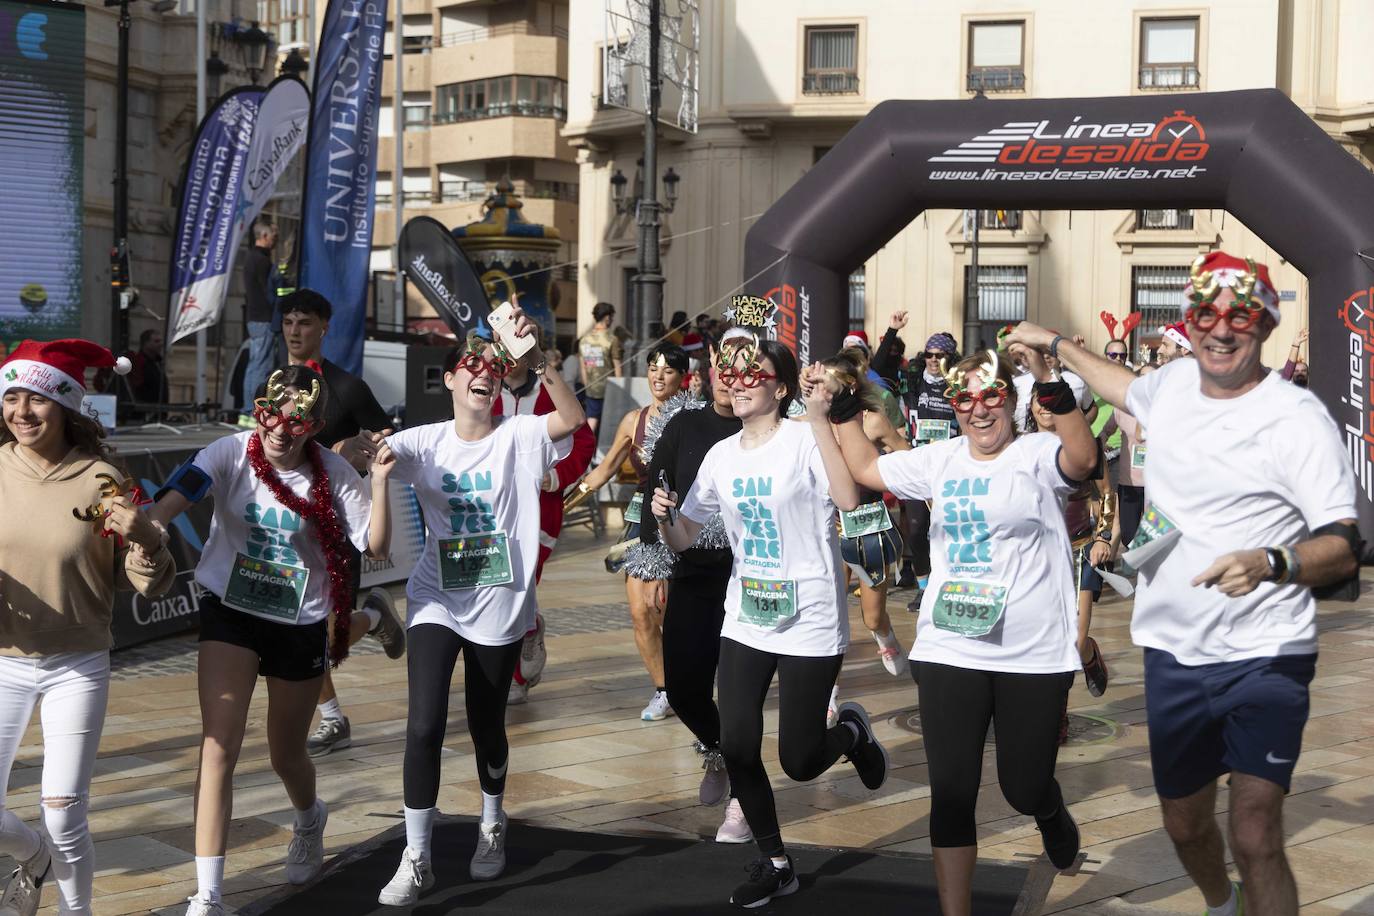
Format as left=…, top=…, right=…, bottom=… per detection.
left=626, top=576, right=665, bottom=688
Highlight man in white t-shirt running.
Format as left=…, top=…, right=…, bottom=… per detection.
left=1005, top=251, right=1360, bottom=916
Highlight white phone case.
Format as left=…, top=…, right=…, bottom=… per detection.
left=489, top=302, right=536, bottom=358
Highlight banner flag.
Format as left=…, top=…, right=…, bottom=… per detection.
left=165, top=86, right=265, bottom=346
left=399, top=216, right=491, bottom=338
left=298, top=0, right=390, bottom=374
left=232, top=76, right=309, bottom=272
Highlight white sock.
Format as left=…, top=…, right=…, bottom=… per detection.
left=481, top=791, right=504, bottom=826
left=769, top=854, right=789, bottom=870
left=1206, top=883, right=1239, bottom=916
left=362, top=607, right=382, bottom=630
left=318, top=698, right=344, bottom=723
left=0, top=810, right=41, bottom=862
left=195, top=855, right=225, bottom=902
left=294, top=798, right=321, bottom=830
left=404, top=806, right=437, bottom=862
left=872, top=627, right=899, bottom=650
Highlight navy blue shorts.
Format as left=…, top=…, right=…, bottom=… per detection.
left=1144, top=648, right=1315, bottom=798
left=1076, top=543, right=1103, bottom=598
left=584, top=396, right=605, bottom=420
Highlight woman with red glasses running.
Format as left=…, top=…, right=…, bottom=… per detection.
left=822, top=347, right=1097, bottom=916
left=369, top=320, right=583, bottom=907
left=149, top=365, right=373, bottom=916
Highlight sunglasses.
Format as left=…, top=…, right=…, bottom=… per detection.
left=920, top=351, right=949, bottom=360
left=1186, top=302, right=1267, bottom=333
left=948, top=381, right=1008, bottom=413
left=456, top=350, right=516, bottom=379
left=253, top=400, right=313, bottom=436
left=1105, top=351, right=1128, bottom=362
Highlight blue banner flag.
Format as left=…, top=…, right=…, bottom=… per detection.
left=298, top=0, right=389, bottom=373
left=165, top=86, right=265, bottom=346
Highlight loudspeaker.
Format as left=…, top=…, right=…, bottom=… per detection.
left=406, top=347, right=453, bottom=426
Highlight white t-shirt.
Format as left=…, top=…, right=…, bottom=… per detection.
left=192, top=431, right=371, bottom=625
left=877, top=433, right=1080, bottom=674
left=1014, top=369, right=1093, bottom=432
left=387, top=415, right=571, bottom=646
left=679, top=419, right=848, bottom=657
left=1125, top=358, right=1357, bottom=664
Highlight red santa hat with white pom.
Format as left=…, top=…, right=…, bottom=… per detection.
left=1, top=339, right=130, bottom=413
left=1181, top=251, right=1281, bottom=323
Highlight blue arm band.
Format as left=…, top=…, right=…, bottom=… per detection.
left=156, top=458, right=212, bottom=504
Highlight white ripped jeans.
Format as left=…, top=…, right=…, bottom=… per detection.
left=0, top=650, right=110, bottom=916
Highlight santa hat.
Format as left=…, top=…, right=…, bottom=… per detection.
left=1183, top=251, right=1280, bottom=323
left=680, top=332, right=704, bottom=352
left=1160, top=322, right=1193, bottom=353
left=842, top=330, right=870, bottom=353
left=1, top=339, right=130, bottom=413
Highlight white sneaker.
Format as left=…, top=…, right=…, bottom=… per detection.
left=697, top=744, right=729, bottom=806
left=0, top=838, right=50, bottom=916
left=284, top=799, right=328, bottom=884
left=520, top=614, right=547, bottom=683
left=507, top=680, right=529, bottom=706
left=826, top=686, right=840, bottom=729
left=878, top=643, right=908, bottom=677
left=640, top=689, right=673, bottom=721
left=714, top=798, right=753, bottom=844
left=377, top=846, right=434, bottom=906
left=183, top=894, right=225, bottom=916
left=469, top=812, right=508, bottom=881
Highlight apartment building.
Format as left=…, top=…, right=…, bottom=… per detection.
left=564, top=0, right=1374, bottom=362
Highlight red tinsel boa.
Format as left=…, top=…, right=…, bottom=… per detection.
left=246, top=433, right=357, bottom=668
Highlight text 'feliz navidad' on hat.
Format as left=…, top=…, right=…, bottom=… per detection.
left=1159, top=322, right=1193, bottom=353
left=1182, top=251, right=1280, bottom=323
left=1, top=339, right=130, bottom=413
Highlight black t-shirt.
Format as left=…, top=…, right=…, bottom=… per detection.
left=637, top=403, right=742, bottom=577
left=241, top=244, right=274, bottom=324
left=316, top=359, right=389, bottom=448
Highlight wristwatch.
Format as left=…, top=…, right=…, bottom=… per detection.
left=1263, top=547, right=1287, bottom=583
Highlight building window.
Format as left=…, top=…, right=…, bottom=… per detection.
left=968, top=21, right=1025, bottom=93
left=848, top=269, right=865, bottom=332
left=965, top=264, right=1028, bottom=346
left=1132, top=264, right=1190, bottom=342
left=434, top=76, right=567, bottom=123
left=403, top=92, right=431, bottom=131
left=1137, top=208, right=1194, bottom=230
left=1140, top=18, right=1199, bottom=89
left=803, top=25, right=860, bottom=95
left=980, top=209, right=1021, bottom=230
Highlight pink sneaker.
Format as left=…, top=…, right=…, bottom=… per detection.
left=715, top=798, right=753, bottom=844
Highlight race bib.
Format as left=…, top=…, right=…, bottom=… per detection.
left=839, top=502, right=893, bottom=539
left=738, top=576, right=797, bottom=628
left=438, top=532, right=515, bottom=590
left=623, top=492, right=644, bottom=524
left=1121, top=504, right=1181, bottom=570
left=914, top=418, right=952, bottom=442
left=223, top=553, right=309, bottom=623
left=1131, top=444, right=1147, bottom=470
left=931, top=579, right=1007, bottom=637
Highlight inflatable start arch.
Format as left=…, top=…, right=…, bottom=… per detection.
left=743, top=88, right=1374, bottom=554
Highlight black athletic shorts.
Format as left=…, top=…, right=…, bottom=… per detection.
left=197, top=592, right=329, bottom=681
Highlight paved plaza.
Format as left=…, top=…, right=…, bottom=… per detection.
left=5, top=524, right=1374, bottom=914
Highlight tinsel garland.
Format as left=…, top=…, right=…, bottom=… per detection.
left=638, top=392, right=705, bottom=468
left=246, top=434, right=357, bottom=668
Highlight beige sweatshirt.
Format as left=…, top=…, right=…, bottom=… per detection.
left=0, top=443, right=175, bottom=657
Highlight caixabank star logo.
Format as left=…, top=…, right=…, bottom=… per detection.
left=1339, top=286, right=1374, bottom=500
left=928, top=109, right=1210, bottom=183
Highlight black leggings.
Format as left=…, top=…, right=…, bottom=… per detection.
left=915, top=661, right=1073, bottom=847
left=403, top=623, right=522, bottom=808
left=903, top=499, right=932, bottom=577
left=718, top=638, right=851, bottom=857
left=662, top=570, right=729, bottom=749
left=1118, top=484, right=1145, bottom=547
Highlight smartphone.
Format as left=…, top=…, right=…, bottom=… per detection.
left=488, top=301, right=537, bottom=358
left=658, top=470, right=678, bottom=525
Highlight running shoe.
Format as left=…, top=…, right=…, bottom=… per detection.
left=697, top=743, right=729, bottom=806
left=183, top=894, right=224, bottom=916
left=730, top=855, right=798, bottom=908
left=284, top=799, right=328, bottom=884
left=306, top=716, right=351, bottom=758
left=715, top=799, right=753, bottom=844
left=1035, top=801, right=1080, bottom=871
left=520, top=614, right=547, bottom=684
left=377, top=847, right=434, bottom=906
left=1081, top=637, right=1109, bottom=698
left=837, top=702, right=889, bottom=791
left=508, top=680, right=529, bottom=706
left=906, top=587, right=924, bottom=614
left=825, top=687, right=839, bottom=729
left=469, top=812, right=508, bottom=881
left=0, top=840, right=50, bottom=916
left=640, top=690, right=673, bottom=721
left=875, top=632, right=909, bottom=676
left=365, top=588, right=406, bottom=660
left=896, top=564, right=915, bottom=588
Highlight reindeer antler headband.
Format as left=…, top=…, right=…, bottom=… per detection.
left=259, top=370, right=321, bottom=420
left=1099, top=310, right=1143, bottom=342
left=940, top=349, right=1001, bottom=399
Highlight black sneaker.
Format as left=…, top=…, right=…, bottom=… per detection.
left=1081, top=637, right=1109, bottom=698
left=730, top=855, right=799, bottom=908
left=896, top=564, right=915, bottom=588
left=1036, top=802, right=1080, bottom=870
left=837, top=702, right=889, bottom=791
left=906, top=587, right=924, bottom=613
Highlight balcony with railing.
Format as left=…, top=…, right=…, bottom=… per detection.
left=802, top=69, right=860, bottom=95
left=1137, top=208, right=1194, bottom=230
left=433, top=101, right=566, bottom=124
left=436, top=21, right=568, bottom=48
left=967, top=66, right=1025, bottom=93
left=1138, top=63, right=1199, bottom=89
left=437, top=178, right=578, bottom=204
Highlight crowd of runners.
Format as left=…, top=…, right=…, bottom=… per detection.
left=0, top=250, right=1358, bottom=916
